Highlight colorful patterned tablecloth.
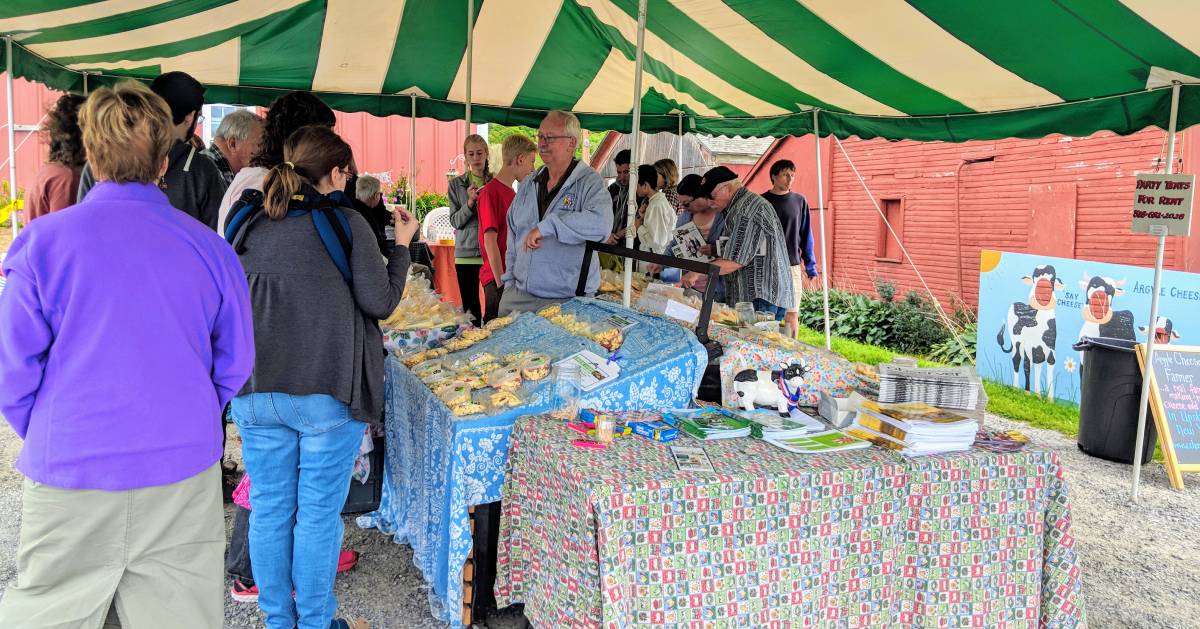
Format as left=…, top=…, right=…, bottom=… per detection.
left=710, top=324, right=858, bottom=407
left=357, top=299, right=708, bottom=626
left=496, top=414, right=1086, bottom=628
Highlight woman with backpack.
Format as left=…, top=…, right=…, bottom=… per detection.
left=227, top=124, right=418, bottom=629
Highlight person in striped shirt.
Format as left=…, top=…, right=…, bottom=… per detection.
left=682, top=166, right=795, bottom=331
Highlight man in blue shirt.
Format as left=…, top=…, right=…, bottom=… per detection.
left=760, top=159, right=818, bottom=336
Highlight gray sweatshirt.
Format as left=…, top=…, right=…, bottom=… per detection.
left=235, top=202, right=410, bottom=425
left=448, top=172, right=482, bottom=258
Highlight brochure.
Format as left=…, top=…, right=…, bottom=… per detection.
left=554, top=350, right=620, bottom=391
left=671, top=222, right=712, bottom=261
left=670, top=445, right=715, bottom=472
left=663, top=408, right=752, bottom=440
left=764, top=430, right=870, bottom=454
left=734, top=408, right=826, bottom=439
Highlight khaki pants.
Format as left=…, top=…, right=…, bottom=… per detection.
left=787, top=265, right=807, bottom=313
left=0, top=464, right=225, bottom=629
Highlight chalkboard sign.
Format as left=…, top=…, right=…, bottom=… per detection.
left=1137, top=344, right=1200, bottom=489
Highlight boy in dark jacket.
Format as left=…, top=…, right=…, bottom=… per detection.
left=77, top=71, right=227, bottom=229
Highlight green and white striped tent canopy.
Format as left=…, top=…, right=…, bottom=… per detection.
left=3, top=0, right=1200, bottom=140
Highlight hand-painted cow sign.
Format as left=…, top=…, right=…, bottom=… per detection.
left=997, top=265, right=1062, bottom=397
left=1077, top=274, right=1136, bottom=346
left=1139, top=316, right=1181, bottom=345
left=978, top=250, right=1200, bottom=405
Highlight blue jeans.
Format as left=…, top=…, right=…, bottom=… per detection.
left=753, top=298, right=787, bottom=321
left=231, top=393, right=366, bottom=629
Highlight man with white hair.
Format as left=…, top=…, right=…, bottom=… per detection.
left=499, top=110, right=612, bottom=315
left=683, top=166, right=795, bottom=330
left=352, top=174, right=393, bottom=256
left=202, top=109, right=263, bottom=183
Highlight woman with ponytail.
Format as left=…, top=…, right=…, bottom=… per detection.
left=228, top=125, right=418, bottom=629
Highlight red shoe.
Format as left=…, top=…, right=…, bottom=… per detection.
left=230, top=580, right=259, bottom=603
left=337, top=550, right=359, bottom=574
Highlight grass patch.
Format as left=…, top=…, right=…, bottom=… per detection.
left=798, top=325, right=1082, bottom=436
left=982, top=381, right=1081, bottom=436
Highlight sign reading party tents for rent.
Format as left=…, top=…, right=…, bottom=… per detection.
left=1132, top=173, right=1193, bottom=236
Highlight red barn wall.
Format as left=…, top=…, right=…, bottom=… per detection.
left=747, top=128, right=1196, bottom=310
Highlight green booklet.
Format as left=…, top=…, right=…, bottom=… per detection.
left=663, top=408, right=752, bottom=440
left=765, top=430, right=870, bottom=454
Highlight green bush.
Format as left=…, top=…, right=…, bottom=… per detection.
left=411, top=192, right=448, bottom=224
left=797, top=283, right=957, bottom=356
left=929, top=322, right=977, bottom=366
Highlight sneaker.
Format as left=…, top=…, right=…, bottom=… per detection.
left=229, top=580, right=258, bottom=603
left=336, top=550, right=359, bottom=574
left=330, top=618, right=369, bottom=629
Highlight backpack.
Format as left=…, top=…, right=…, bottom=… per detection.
left=224, top=188, right=354, bottom=283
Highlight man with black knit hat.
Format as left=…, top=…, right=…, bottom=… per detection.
left=605, top=148, right=631, bottom=244
left=77, top=71, right=228, bottom=229
left=682, top=166, right=795, bottom=329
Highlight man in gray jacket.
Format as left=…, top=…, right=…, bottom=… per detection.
left=499, top=111, right=613, bottom=315
left=77, top=71, right=227, bottom=230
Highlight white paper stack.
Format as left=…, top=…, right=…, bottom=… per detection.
left=847, top=400, right=977, bottom=457
left=877, top=364, right=981, bottom=410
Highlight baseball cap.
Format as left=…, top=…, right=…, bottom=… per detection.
left=699, top=166, right=738, bottom=199
left=150, top=71, right=206, bottom=125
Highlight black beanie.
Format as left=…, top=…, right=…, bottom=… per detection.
left=150, top=71, right=206, bottom=125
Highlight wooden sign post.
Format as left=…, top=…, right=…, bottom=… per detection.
left=1136, top=343, right=1200, bottom=490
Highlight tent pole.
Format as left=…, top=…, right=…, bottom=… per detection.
left=6, top=36, right=17, bottom=240
left=464, top=0, right=473, bottom=132
left=1131, top=81, right=1181, bottom=503
left=82, top=72, right=88, bottom=95
left=409, top=93, right=417, bottom=218
left=622, top=0, right=648, bottom=308
left=677, top=112, right=684, bottom=172
left=814, top=109, right=831, bottom=350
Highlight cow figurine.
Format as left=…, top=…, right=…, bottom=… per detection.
left=730, top=362, right=809, bottom=416
left=1077, top=274, right=1136, bottom=358
left=1139, top=316, right=1180, bottom=345
left=997, top=265, right=1061, bottom=398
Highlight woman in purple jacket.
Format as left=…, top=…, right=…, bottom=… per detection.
left=0, top=81, right=254, bottom=628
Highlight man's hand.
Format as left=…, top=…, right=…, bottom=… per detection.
left=784, top=311, right=799, bottom=338
left=681, top=271, right=702, bottom=289
left=524, top=227, right=543, bottom=250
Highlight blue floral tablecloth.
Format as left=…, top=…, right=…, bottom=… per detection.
left=358, top=298, right=708, bottom=626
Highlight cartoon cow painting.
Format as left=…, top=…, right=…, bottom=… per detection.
left=1139, top=316, right=1181, bottom=345
left=1077, top=275, right=1136, bottom=353
left=998, top=265, right=1062, bottom=398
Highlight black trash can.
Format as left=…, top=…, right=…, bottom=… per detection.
left=1073, top=337, right=1157, bottom=464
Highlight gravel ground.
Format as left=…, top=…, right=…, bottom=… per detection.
left=1, top=414, right=1198, bottom=628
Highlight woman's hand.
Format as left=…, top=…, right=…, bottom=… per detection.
left=466, top=185, right=479, bottom=209
left=394, top=207, right=420, bottom=244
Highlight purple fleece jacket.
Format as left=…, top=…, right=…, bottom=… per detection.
left=0, top=182, right=254, bottom=490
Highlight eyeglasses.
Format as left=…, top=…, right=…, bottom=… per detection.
left=537, top=134, right=572, bottom=145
